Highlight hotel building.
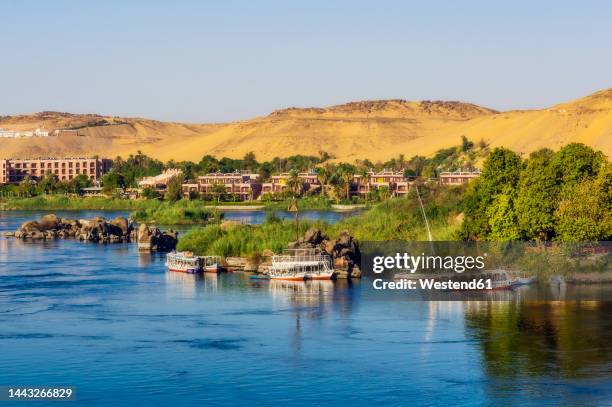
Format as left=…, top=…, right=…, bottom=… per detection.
left=261, top=171, right=320, bottom=195
left=353, top=170, right=413, bottom=197
left=182, top=172, right=262, bottom=200
left=439, top=169, right=480, bottom=185
left=138, top=168, right=183, bottom=191
left=0, top=157, right=112, bottom=184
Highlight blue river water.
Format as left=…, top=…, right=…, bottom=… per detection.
left=0, top=211, right=611, bottom=406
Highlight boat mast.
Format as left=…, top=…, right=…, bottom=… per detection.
left=415, top=184, right=433, bottom=242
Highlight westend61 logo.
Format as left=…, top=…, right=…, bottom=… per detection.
left=372, top=253, right=487, bottom=274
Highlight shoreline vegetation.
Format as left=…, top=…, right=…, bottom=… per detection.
left=0, top=195, right=338, bottom=211
left=176, top=184, right=467, bottom=257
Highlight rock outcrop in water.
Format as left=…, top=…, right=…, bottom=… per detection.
left=13, top=214, right=134, bottom=243
left=136, top=223, right=178, bottom=252
left=287, top=227, right=361, bottom=278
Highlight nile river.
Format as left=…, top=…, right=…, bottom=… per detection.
left=0, top=211, right=611, bottom=406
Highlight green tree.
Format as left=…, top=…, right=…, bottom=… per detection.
left=164, top=176, right=183, bottom=202
left=141, top=187, right=159, bottom=199
left=69, top=174, right=93, bottom=194
left=515, top=149, right=558, bottom=240
left=552, top=143, right=605, bottom=187
left=554, top=163, right=611, bottom=241
left=198, top=155, right=220, bottom=174
left=461, top=148, right=522, bottom=240
left=102, top=172, right=126, bottom=194
left=286, top=169, right=303, bottom=197
left=461, top=135, right=474, bottom=152
left=17, top=176, right=37, bottom=197
left=486, top=187, right=521, bottom=241
left=210, top=183, right=227, bottom=204
left=242, top=152, right=258, bottom=171
left=377, top=185, right=391, bottom=201
left=480, top=147, right=522, bottom=193
left=358, top=168, right=371, bottom=204
left=37, top=171, right=58, bottom=195
left=403, top=168, right=416, bottom=178
left=337, top=163, right=356, bottom=200
left=408, top=155, right=427, bottom=176
left=315, top=166, right=331, bottom=198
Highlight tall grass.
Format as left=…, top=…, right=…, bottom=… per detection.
left=131, top=201, right=214, bottom=225
left=0, top=195, right=216, bottom=225
left=328, top=185, right=466, bottom=241
left=263, top=196, right=332, bottom=210
left=0, top=195, right=160, bottom=210
left=177, top=217, right=325, bottom=256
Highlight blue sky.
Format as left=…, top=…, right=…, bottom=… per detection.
left=1, top=1, right=611, bottom=122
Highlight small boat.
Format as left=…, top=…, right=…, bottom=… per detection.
left=511, top=276, right=536, bottom=287
left=442, top=269, right=515, bottom=291
left=268, top=249, right=334, bottom=281
left=249, top=274, right=270, bottom=280
left=202, top=255, right=224, bottom=273
left=165, top=251, right=202, bottom=274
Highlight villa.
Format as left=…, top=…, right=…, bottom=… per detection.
left=138, top=168, right=183, bottom=191
left=438, top=169, right=480, bottom=185
left=182, top=172, right=262, bottom=200
left=353, top=170, right=413, bottom=197
left=261, top=171, right=320, bottom=195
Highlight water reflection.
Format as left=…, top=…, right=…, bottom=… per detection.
left=164, top=271, right=222, bottom=297
left=465, top=300, right=612, bottom=379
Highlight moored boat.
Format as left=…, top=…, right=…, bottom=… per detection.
left=269, top=249, right=334, bottom=281
left=165, top=251, right=203, bottom=274
left=511, top=276, right=536, bottom=287
left=202, top=255, right=225, bottom=273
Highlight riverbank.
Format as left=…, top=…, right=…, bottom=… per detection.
left=0, top=195, right=349, bottom=212
left=0, top=195, right=154, bottom=211
left=0, top=196, right=217, bottom=225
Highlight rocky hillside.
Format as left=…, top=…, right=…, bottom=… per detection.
left=1, top=89, right=610, bottom=161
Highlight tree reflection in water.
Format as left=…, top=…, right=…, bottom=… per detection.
left=465, top=300, right=612, bottom=379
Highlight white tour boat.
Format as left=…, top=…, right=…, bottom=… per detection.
left=269, top=249, right=334, bottom=281
left=202, top=255, right=224, bottom=273
left=166, top=251, right=203, bottom=274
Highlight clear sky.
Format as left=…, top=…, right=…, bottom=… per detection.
left=1, top=1, right=611, bottom=122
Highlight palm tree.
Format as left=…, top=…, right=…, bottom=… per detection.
left=337, top=164, right=356, bottom=201
left=331, top=178, right=345, bottom=204
left=210, top=183, right=227, bottom=205
left=358, top=168, right=370, bottom=204
left=315, top=166, right=330, bottom=198
left=286, top=169, right=302, bottom=197
left=397, top=154, right=406, bottom=171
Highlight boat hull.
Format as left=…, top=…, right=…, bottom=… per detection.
left=309, top=272, right=334, bottom=280
left=270, top=274, right=306, bottom=281
left=167, top=267, right=201, bottom=274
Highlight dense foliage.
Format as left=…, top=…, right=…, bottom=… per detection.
left=461, top=143, right=610, bottom=242
left=0, top=174, right=93, bottom=197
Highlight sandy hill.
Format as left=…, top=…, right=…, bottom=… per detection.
left=1, top=89, right=610, bottom=162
